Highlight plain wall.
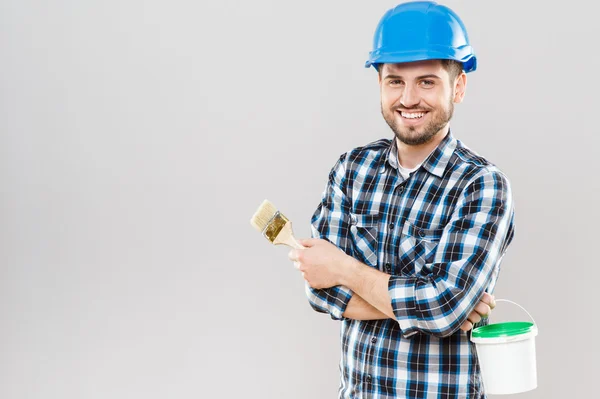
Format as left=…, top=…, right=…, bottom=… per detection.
left=1, top=1, right=598, bottom=398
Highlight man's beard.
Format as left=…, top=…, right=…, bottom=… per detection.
left=382, top=98, right=454, bottom=146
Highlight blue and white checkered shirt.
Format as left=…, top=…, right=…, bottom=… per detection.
left=306, top=131, right=515, bottom=398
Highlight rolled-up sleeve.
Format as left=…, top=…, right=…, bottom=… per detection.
left=389, top=170, right=515, bottom=338
left=305, top=154, right=355, bottom=320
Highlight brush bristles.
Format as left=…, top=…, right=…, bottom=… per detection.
left=250, top=199, right=278, bottom=232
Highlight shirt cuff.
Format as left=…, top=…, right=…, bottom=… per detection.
left=388, top=276, right=419, bottom=338
left=329, top=286, right=354, bottom=320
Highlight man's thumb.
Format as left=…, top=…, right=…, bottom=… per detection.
left=298, top=238, right=318, bottom=248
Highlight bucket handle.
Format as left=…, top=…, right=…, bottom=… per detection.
left=494, top=299, right=537, bottom=326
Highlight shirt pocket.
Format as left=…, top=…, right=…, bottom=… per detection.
left=349, top=212, right=379, bottom=267
left=397, top=221, right=445, bottom=276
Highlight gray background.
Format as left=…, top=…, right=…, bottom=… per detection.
left=1, top=0, right=597, bottom=398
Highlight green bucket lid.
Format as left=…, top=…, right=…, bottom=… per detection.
left=471, top=321, right=535, bottom=339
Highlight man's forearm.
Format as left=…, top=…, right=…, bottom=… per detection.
left=342, top=294, right=391, bottom=320
left=341, top=258, right=396, bottom=319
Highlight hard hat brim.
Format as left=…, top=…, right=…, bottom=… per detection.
left=365, top=47, right=477, bottom=73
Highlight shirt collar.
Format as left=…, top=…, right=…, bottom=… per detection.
left=385, top=130, right=457, bottom=178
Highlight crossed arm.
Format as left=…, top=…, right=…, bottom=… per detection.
left=290, top=239, right=496, bottom=333
left=292, top=162, right=512, bottom=337
left=344, top=291, right=495, bottom=331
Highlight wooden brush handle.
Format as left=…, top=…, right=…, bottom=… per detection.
left=273, top=222, right=306, bottom=249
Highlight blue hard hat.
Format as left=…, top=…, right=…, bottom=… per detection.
left=365, top=1, right=477, bottom=73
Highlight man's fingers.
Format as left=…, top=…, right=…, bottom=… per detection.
left=287, top=249, right=302, bottom=262
left=480, top=292, right=493, bottom=304
left=468, top=311, right=482, bottom=325
left=474, top=302, right=491, bottom=318
left=481, top=292, right=496, bottom=309
left=460, top=320, right=473, bottom=332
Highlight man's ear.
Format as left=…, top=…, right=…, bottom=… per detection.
left=453, top=72, right=467, bottom=103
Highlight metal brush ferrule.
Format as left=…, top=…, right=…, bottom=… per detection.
left=263, top=211, right=289, bottom=242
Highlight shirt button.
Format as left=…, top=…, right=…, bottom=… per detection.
left=385, top=262, right=391, bottom=272
left=366, top=375, right=372, bottom=383
left=389, top=223, right=395, bottom=230
left=418, top=229, right=425, bottom=238
left=371, top=336, right=377, bottom=344
left=398, top=186, right=404, bottom=193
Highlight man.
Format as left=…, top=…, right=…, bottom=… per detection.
left=288, top=2, right=515, bottom=398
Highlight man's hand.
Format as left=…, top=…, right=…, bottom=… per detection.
left=288, top=238, right=353, bottom=289
left=460, top=292, right=496, bottom=332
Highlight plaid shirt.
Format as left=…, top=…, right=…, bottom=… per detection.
left=306, top=131, right=515, bottom=398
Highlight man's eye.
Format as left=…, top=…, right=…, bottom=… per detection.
left=389, top=80, right=403, bottom=86
left=420, top=80, right=434, bottom=87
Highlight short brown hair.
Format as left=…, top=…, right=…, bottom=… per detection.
left=377, top=59, right=464, bottom=81
left=440, top=59, right=463, bottom=81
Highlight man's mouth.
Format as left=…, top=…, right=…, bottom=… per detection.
left=397, top=110, right=428, bottom=120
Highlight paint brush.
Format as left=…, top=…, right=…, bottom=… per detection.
left=250, top=199, right=305, bottom=249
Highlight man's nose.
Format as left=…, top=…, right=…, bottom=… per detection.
left=400, top=84, right=419, bottom=108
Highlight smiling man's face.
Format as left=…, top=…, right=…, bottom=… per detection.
left=378, top=59, right=466, bottom=146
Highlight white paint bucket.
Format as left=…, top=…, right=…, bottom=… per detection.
left=471, top=299, right=538, bottom=395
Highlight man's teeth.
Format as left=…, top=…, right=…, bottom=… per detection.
left=400, top=111, right=426, bottom=119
